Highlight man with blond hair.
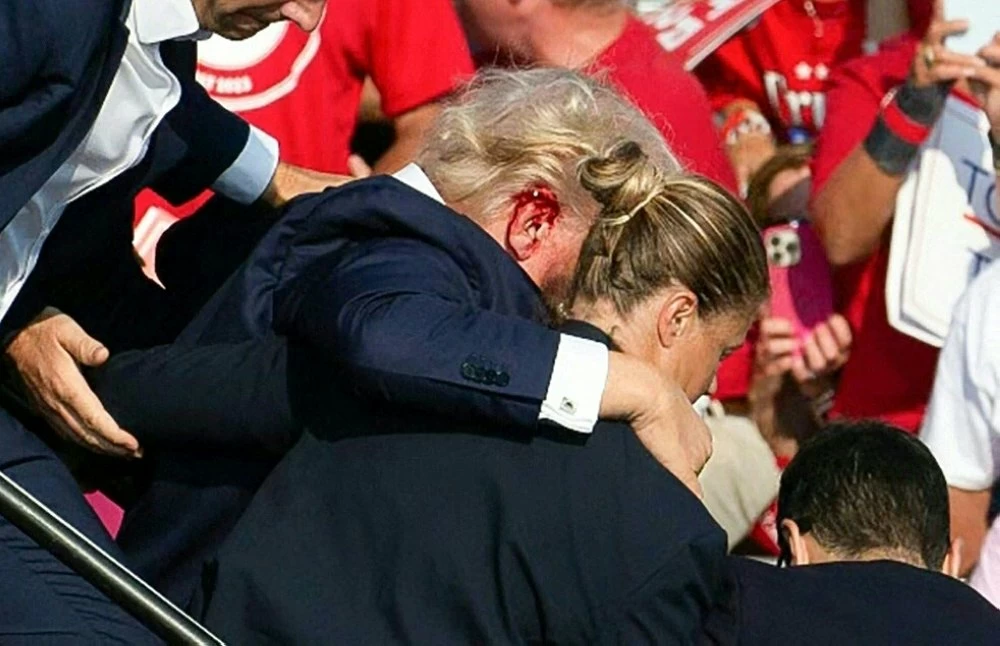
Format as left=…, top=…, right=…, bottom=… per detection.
left=457, top=0, right=736, bottom=192
left=87, top=69, right=718, bottom=615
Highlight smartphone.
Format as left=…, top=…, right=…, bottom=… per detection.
left=763, top=220, right=834, bottom=351
left=944, top=0, right=1000, bottom=56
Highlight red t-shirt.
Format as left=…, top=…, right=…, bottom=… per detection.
left=134, top=0, right=473, bottom=224
left=590, top=15, right=738, bottom=193
left=696, top=0, right=867, bottom=141
left=810, top=35, right=938, bottom=433
left=907, top=0, right=933, bottom=35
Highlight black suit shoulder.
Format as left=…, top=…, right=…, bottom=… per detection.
left=203, top=413, right=726, bottom=644
left=0, top=0, right=129, bottom=231
left=707, top=558, right=1000, bottom=646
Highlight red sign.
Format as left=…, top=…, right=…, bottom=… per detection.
left=641, top=0, right=782, bottom=70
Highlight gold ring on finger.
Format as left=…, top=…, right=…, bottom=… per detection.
left=922, top=44, right=937, bottom=69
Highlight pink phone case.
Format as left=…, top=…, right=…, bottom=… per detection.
left=763, top=220, right=834, bottom=350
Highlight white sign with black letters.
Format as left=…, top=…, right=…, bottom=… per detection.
left=887, top=94, right=1000, bottom=347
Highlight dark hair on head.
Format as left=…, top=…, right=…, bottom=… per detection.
left=777, top=420, right=950, bottom=570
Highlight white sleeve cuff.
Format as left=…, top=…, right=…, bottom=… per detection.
left=212, top=125, right=280, bottom=204
left=537, top=334, right=609, bottom=434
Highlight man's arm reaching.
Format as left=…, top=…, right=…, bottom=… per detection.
left=85, top=337, right=307, bottom=457
left=276, top=239, right=712, bottom=493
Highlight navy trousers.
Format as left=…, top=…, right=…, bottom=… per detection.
left=0, top=408, right=159, bottom=644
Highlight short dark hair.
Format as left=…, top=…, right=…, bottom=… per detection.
left=777, top=420, right=950, bottom=570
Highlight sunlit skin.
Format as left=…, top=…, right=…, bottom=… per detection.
left=781, top=518, right=964, bottom=579
left=449, top=187, right=593, bottom=314
left=190, top=0, right=326, bottom=40
left=573, top=288, right=754, bottom=403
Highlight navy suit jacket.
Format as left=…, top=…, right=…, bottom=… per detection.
left=0, top=1, right=251, bottom=344
left=195, top=321, right=726, bottom=644
left=99, top=178, right=568, bottom=605
left=701, top=558, right=1000, bottom=645
left=0, top=0, right=129, bottom=234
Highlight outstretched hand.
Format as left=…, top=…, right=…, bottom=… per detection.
left=5, top=308, right=140, bottom=457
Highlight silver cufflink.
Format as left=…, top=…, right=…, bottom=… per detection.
left=560, top=397, right=576, bottom=415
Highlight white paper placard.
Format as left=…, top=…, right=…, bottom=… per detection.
left=886, top=94, right=1000, bottom=347
left=641, top=0, right=782, bottom=70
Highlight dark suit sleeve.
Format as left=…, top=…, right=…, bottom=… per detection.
left=148, top=71, right=255, bottom=206
left=274, top=239, right=561, bottom=433
left=0, top=2, right=51, bottom=148
left=86, top=338, right=305, bottom=456
left=0, top=0, right=108, bottom=150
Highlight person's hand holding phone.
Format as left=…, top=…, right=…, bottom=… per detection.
left=756, top=314, right=852, bottom=385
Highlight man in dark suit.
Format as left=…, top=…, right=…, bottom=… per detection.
left=702, top=421, right=1000, bottom=645
left=193, top=319, right=726, bottom=644
left=78, top=71, right=712, bottom=610
left=0, top=0, right=332, bottom=454
left=0, top=0, right=338, bottom=640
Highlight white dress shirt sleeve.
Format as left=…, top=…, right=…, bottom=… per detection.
left=921, top=271, right=1000, bottom=492
left=538, top=334, right=610, bottom=434
left=211, top=125, right=280, bottom=205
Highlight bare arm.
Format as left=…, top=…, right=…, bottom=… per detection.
left=813, top=10, right=982, bottom=266
left=812, top=149, right=906, bottom=266
left=949, top=486, right=992, bottom=576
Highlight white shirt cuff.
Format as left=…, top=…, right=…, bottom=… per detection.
left=538, top=334, right=609, bottom=434
left=212, top=125, right=280, bottom=204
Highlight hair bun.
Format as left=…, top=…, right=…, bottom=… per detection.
left=578, top=140, right=663, bottom=224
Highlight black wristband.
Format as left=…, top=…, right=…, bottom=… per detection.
left=894, top=79, right=950, bottom=126
left=863, top=117, right=920, bottom=176
left=862, top=80, right=949, bottom=177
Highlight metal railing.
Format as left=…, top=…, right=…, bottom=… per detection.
left=0, top=470, right=224, bottom=645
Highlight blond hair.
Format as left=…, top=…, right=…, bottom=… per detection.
left=417, top=68, right=678, bottom=228
left=571, top=141, right=769, bottom=319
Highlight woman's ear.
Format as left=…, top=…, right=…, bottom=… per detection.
left=656, top=288, right=698, bottom=349
left=780, top=519, right=811, bottom=566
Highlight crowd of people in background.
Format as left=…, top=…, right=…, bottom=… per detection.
left=3, top=0, right=1000, bottom=642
